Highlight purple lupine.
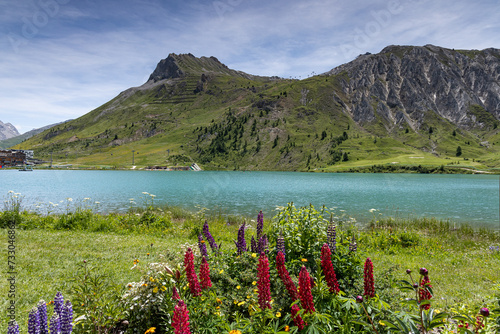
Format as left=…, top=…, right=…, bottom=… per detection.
left=202, top=220, right=219, bottom=254
left=251, top=235, right=257, bottom=253
left=258, top=234, right=269, bottom=254
left=54, top=292, right=64, bottom=317
left=256, top=210, right=264, bottom=240
left=61, top=301, right=73, bottom=334
left=327, top=221, right=337, bottom=252
left=198, top=234, right=208, bottom=258
left=7, top=321, right=19, bottom=334
left=276, top=232, right=285, bottom=261
left=37, top=300, right=48, bottom=334
left=49, top=314, right=60, bottom=334
left=28, top=307, right=40, bottom=334
left=349, top=236, right=357, bottom=253
left=235, top=222, right=247, bottom=255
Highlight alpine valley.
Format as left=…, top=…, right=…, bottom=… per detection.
left=15, top=44, right=500, bottom=172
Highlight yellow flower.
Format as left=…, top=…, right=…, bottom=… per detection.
left=236, top=285, right=241, bottom=290
left=301, top=258, right=308, bottom=262
left=161, top=286, right=167, bottom=291
left=216, top=298, right=222, bottom=304
left=201, top=240, right=205, bottom=243
left=253, top=289, right=258, bottom=293
left=229, top=330, right=242, bottom=334
left=251, top=253, right=257, bottom=258
left=247, top=295, right=250, bottom=299
left=149, top=277, right=154, bottom=282
left=252, top=281, right=257, bottom=285
left=237, top=301, right=246, bottom=306
left=142, top=283, right=147, bottom=287
left=378, top=321, right=385, bottom=326
left=144, top=327, right=156, bottom=334
left=219, top=269, right=224, bottom=274
left=276, top=312, right=281, bottom=318
left=147, top=253, right=150, bottom=256
left=284, top=325, right=290, bottom=332
left=153, top=287, right=158, bottom=293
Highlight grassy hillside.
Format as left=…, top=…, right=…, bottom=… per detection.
left=15, top=54, right=500, bottom=173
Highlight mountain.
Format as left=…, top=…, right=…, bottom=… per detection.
left=0, top=120, right=20, bottom=141
left=0, top=120, right=70, bottom=149
left=15, top=46, right=500, bottom=172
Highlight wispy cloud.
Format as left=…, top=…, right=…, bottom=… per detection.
left=0, top=0, right=499, bottom=133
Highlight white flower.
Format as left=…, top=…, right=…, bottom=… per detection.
left=8, top=190, right=14, bottom=193
left=142, top=192, right=149, bottom=195
left=67, top=198, right=73, bottom=202
left=369, top=208, right=377, bottom=213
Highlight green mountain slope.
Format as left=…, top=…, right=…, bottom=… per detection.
left=16, top=47, right=500, bottom=172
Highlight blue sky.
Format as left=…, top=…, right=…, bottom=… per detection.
left=1, top=0, right=499, bottom=134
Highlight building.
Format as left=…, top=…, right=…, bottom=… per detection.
left=0, top=150, right=27, bottom=166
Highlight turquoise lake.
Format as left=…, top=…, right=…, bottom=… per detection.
left=1, top=170, right=499, bottom=228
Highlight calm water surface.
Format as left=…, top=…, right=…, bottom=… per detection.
left=1, top=170, right=498, bottom=227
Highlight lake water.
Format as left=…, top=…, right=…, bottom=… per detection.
left=1, top=170, right=499, bottom=228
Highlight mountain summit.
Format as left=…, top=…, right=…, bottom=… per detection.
left=16, top=45, right=500, bottom=171
left=0, top=120, right=20, bottom=140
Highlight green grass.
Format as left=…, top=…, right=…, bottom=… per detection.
left=1, top=207, right=499, bottom=332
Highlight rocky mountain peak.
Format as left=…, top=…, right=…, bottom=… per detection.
left=326, top=44, right=500, bottom=131
left=0, top=120, right=20, bottom=140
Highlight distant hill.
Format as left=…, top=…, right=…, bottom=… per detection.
left=0, top=120, right=19, bottom=141
left=0, top=121, right=69, bottom=149
left=15, top=45, right=500, bottom=172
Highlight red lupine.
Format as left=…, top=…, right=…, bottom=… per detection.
left=291, top=304, right=305, bottom=331
left=184, top=248, right=201, bottom=297
left=418, top=274, right=432, bottom=310
left=363, top=258, right=375, bottom=298
left=199, top=256, right=212, bottom=289
left=172, top=299, right=191, bottom=334
left=257, top=252, right=272, bottom=309
left=320, top=243, right=340, bottom=294
left=172, top=286, right=180, bottom=301
left=298, top=266, right=315, bottom=313
left=276, top=251, right=298, bottom=300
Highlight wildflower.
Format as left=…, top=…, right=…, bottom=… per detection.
left=252, top=281, right=257, bottom=285
left=219, top=269, right=224, bottom=274
left=216, top=298, right=222, bottom=304
left=229, top=330, right=242, bottom=334
left=291, top=304, right=305, bottom=331
left=301, top=258, right=307, bottom=262
left=326, top=219, right=337, bottom=252
left=298, top=266, right=315, bottom=313
left=276, top=231, right=286, bottom=260
left=147, top=253, right=150, bottom=256
left=184, top=248, right=201, bottom=297
left=172, top=300, right=191, bottom=334
left=235, top=222, right=247, bottom=255
left=321, top=244, right=340, bottom=294
left=257, top=252, right=272, bottom=309
left=251, top=253, right=257, bottom=258
left=145, top=328, right=156, bottom=334
left=61, top=301, right=73, bottom=334
left=356, top=295, right=364, bottom=303
left=418, top=274, right=432, bottom=310
left=236, top=285, right=241, bottom=290
left=237, top=301, right=246, bottom=306
left=258, top=234, right=269, bottom=254
left=172, top=286, right=181, bottom=300
left=37, top=300, right=48, bottom=334
left=363, top=258, right=375, bottom=298
left=161, top=286, right=167, bottom=292
left=276, top=251, right=298, bottom=301
left=199, top=256, right=212, bottom=289
left=256, top=210, right=264, bottom=240
left=284, top=325, right=290, bottom=332
left=198, top=234, right=208, bottom=258
left=349, top=236, right=357, bottom=253
left=406, top=269, right=412, bottom=274
left=202, top=220, right=219, bottom=255
left=419, top=267, right=428, bottom=276
left=153, top=287, right=159, bottom=293
left=276, top=311, right=281, bottom=317
left=8, top=321, right=19, bottom=334
left=480, top=307, right=490, bottom=317
left=251, top=236, right=257, bottom=253
left=54, top=291, right=64, bottom=317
